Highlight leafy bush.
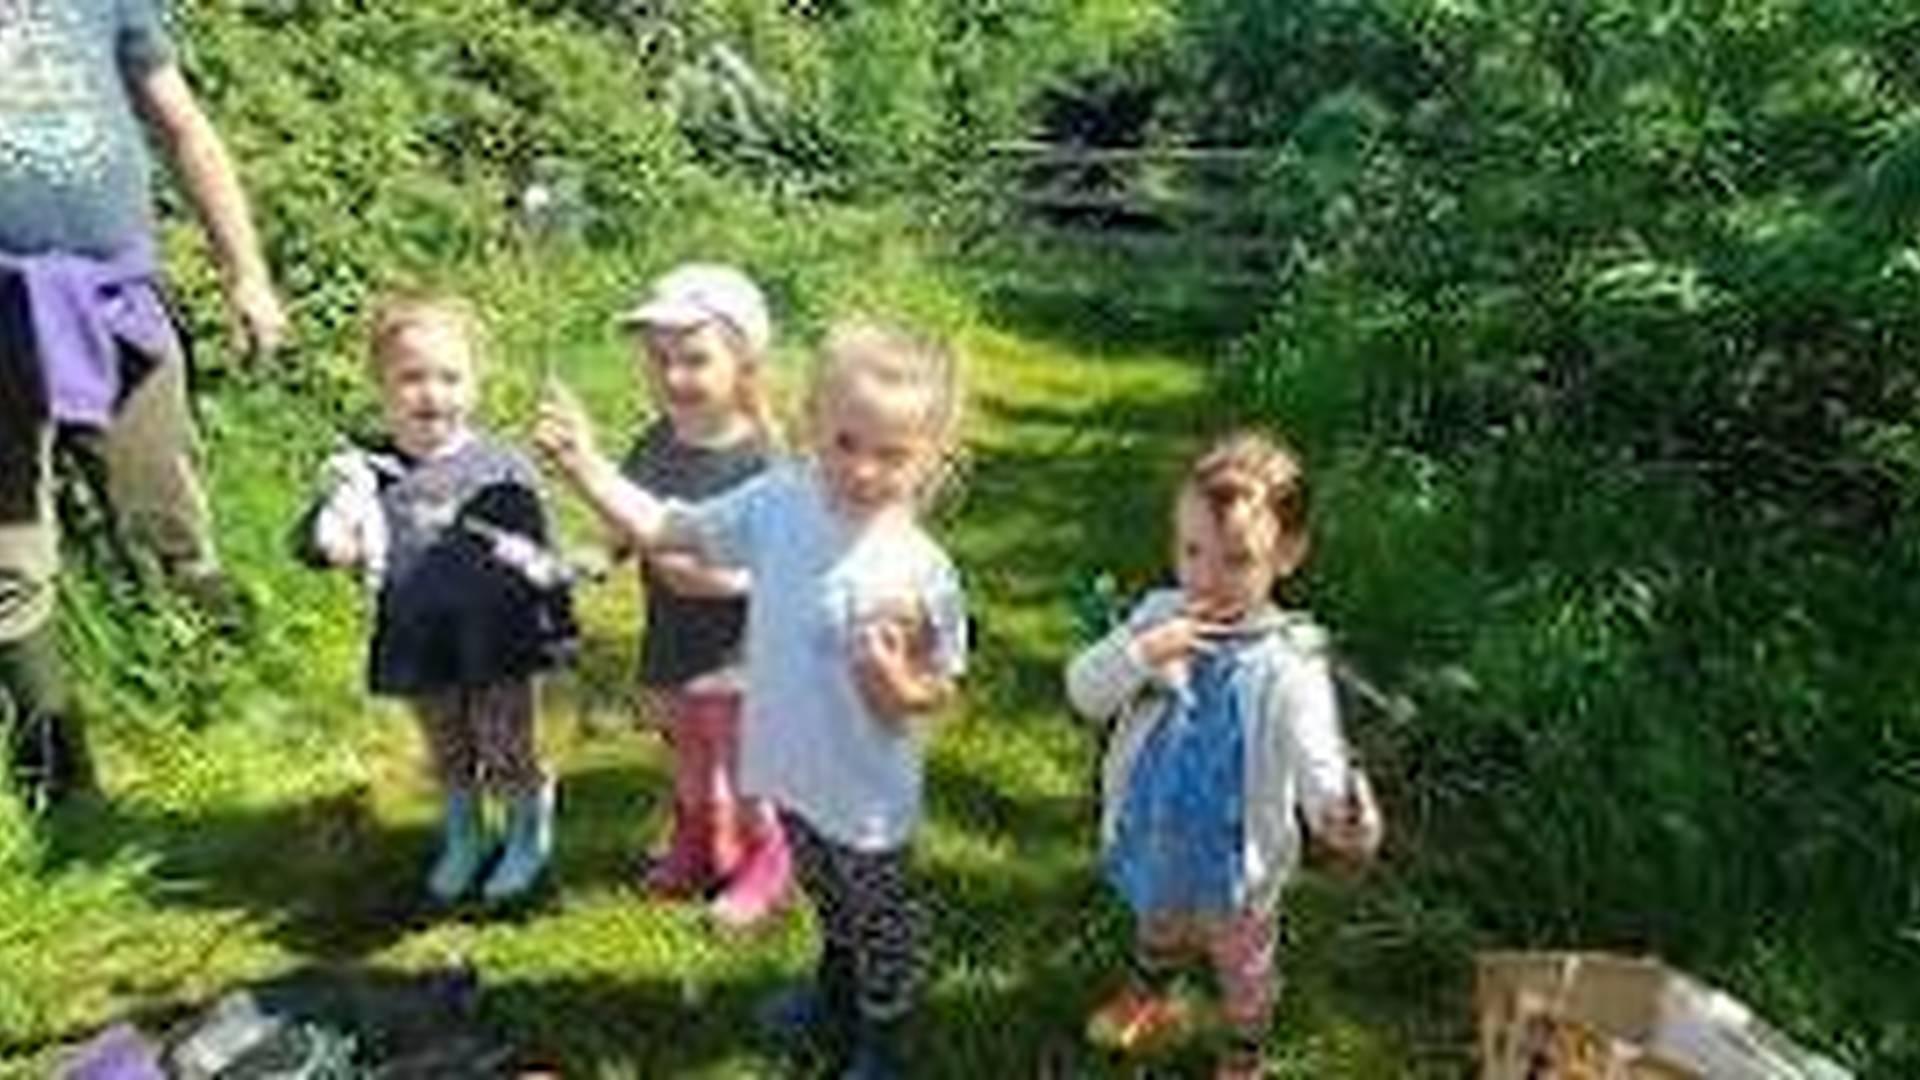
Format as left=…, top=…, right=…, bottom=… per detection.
left=1168, top=1, right=1920, bottom=1072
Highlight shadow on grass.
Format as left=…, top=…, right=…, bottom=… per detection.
left=12, top=962, right=798, bottom=1078
left=37, top=760, right=669, bottom=962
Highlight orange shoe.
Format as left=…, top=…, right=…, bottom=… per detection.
left=1085, top=986, right=1190, bottom=1054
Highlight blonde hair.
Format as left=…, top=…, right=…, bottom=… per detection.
left=1182, top=429, right=1311, bottom=570
left=367, top=291, right=488, bottom=381
left=806, top=318, right=966, bottom=506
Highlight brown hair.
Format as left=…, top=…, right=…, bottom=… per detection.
left=367, top=291, right=489, bottom=380
left=806, top=318, right=966, bottom=506
left=1182, top=429, right=1311, bottom=572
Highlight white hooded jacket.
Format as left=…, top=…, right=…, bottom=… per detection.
left=1065, top=589, right=1356, bottom=914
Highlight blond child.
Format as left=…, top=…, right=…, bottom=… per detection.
left=612, top=263, right=791, bottom=926
left=537, top=320, right=968, bottom=1079
left=301, top=293, right=574, bottom=908
left=1065, top=431, right=1382, bottom=1080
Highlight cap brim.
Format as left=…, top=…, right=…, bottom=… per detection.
left=615, top=297, right=709, bottom=329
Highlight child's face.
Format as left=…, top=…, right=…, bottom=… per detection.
left=638, top=321, right=748, bottom=435
left=1173, top=489, right=1287, bottom=620
left=379, top=321, right=476, bottom=457
left=814, top=378, right=936, bottom=522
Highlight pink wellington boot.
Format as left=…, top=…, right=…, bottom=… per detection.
left=644, top=692, right=723, bottom=897
left=707, top=793, right=745, bottom=883
left=644, top=800, right=715, bottom=897
left=709, top=803, right=794, bottom=928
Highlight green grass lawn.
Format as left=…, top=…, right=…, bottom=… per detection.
left=0, top=321, right=1454, bottom=1078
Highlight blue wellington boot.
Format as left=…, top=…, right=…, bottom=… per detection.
left=427, top=789, right=487, bottom=905
left=482, top=778, right=555, bottom=904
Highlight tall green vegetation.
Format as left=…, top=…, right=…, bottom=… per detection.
left=1120, top=2, right=1920, bottom=1073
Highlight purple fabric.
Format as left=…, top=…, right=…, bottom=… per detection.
left=58, top=1023, right=164, bottom=1080
left=0, top=241, right=178, bottom=428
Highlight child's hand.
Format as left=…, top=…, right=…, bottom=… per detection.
left=533, top=380, right=598, bottom=477
left=851, top=604, right=941, bottom=727
left=312, top=505, right=362, bottom=567
left=1314, top=768, right=1384, bottom=869
left=313, top=448, right=379, bottom=569
left=1128, top=613, right=1226, bottom=672
left=468, top=521, right=570, bottom=590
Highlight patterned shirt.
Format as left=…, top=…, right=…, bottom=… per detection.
left=0, top=0, right=174, bottom=255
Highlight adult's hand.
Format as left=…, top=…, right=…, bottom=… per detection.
left=226, top=270, right=288, bottom=358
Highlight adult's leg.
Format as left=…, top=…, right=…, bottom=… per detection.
left=0, top=427, right=91, bottom=809
left=101, top=343, right=220, bottom=584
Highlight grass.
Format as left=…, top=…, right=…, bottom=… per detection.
left=0, top=308, right=1456, bottom=1077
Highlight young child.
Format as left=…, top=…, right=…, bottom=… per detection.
left=302, top=292, right=574, bottom=908
left=613, top=263, right=791, bottom=926
left=1065, top=431, right=1383, bottom=1080
left=537, top=320, right=968, bottom=1079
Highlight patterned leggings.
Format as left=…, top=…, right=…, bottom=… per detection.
left=411, top=680, right=544, bottom=796
left=783, top=810, right=923, bottom=1024
left=1133, top=908, right=1278, bottom=1036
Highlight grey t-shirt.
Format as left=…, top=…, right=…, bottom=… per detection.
left=0, top=0, right=175, bottom=255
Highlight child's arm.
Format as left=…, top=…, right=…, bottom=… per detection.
left=534, top=385, right=697, bottom=553
left=307, top=502, right=361, bottom=568
left=647, top=551, right=750, bottom=599
left=1064, top=591, right=1196, bottom=721
left=1278, top=649, right=1383, bottom=865
left=599, top=460, right=745, bottom=596
left=132, top=64, right=287, bottom=357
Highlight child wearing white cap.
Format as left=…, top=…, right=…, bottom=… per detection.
left=613, top=263, right=792, bottom=926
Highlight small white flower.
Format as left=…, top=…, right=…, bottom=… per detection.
left=520, top=183, right=554, bottom=216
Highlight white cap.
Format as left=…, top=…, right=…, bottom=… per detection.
left=617, top=263, right=771, bottom=355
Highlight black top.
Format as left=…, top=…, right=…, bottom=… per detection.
left=620, top=420, right=768, bottom=687
left=296, top=434, right=576, bottom=696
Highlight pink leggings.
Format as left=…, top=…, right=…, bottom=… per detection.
left=1136, top=908, right=1278, bottom=1032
